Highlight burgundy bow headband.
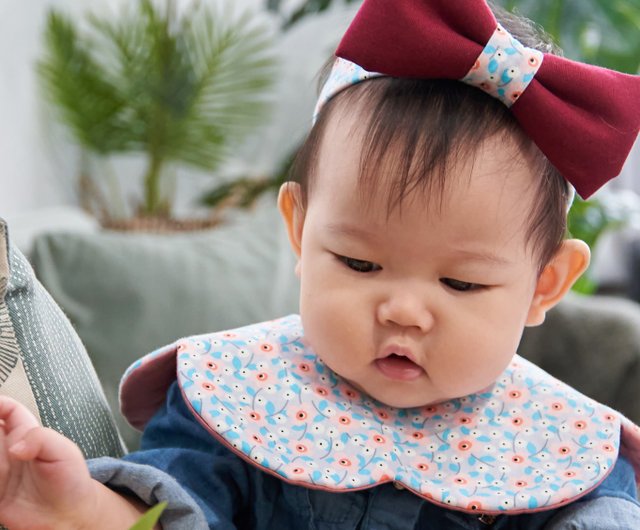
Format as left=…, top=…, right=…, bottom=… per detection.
left=315, top=0, right=640, bottom=199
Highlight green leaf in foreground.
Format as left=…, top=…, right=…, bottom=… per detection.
left=128, top=501, right=167, bottom=530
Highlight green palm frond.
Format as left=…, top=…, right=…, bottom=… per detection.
left=38, top=12, right=139, bottom=154
left=38, top=0, right=277, bottom=217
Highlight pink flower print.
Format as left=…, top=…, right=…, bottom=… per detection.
left=201, top=382, right=215, bottom=392
left=294, top=409, right=309, bottom=421
left=259, top=342, right=275, bottom=353
left=471, top=59, right=480, bottom=70
left=551, top=402, right=564, bottom=412
left=337, top=457, right=352, bottom=467
left=467, top=501, right=483, bottom=511
left=256, top=372, right=268, bottom=382
left=251, top=434, right=263, bottom=444
left=508, top=389, right=523, bottom=399
left=338, top=415, right=351, bottom=426
left=249, top=411, right=261, bottom=421
left=574, top=420, right=588, bottom=430
left=514, top=479, right=528, bottom=488
left=222, top=332, right=236, bottom=338
left=458, top=440, right=473, bottom=451
left=511, top=454, right=525, bottom=464
left=564, top=470, right=577, bottom=478
left=453, top=476, right=468, bottom=485
left=204, top=360, right=218, bottom=371
left=295, top=443, right=308, bottom=453
left=376, top=410, right=390, bottom=420
left=511, top=417, right=525, bottom=427
left=315, top=386, right=329, bottom=397
left=457, top=416, right=472, bottom=426
left=416, top=462, right=429, bottom=472
left=558, top=446, right=571, bottom=455
left=528, top=55, right=540, bottom=68
left=602, top=443, right=615, bottom=453
left=372, top=434, right=386, bottom=445
left=510, top=91, right=522, bottom=102
left=298, top=362, right=311, bottom=373
left=604, top=413, right=615, bottom=422
left=177, top=343, right=187, bottom=352
left=411, top=431, right=424, bottom=440
left=344, top=388, right=359, bottom=399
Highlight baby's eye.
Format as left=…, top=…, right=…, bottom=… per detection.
left=338, top=255, right=381, bottom=273
left=441, top=278, right=484, bottom=292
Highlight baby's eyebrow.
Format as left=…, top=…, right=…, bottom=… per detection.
left=325, top=223, right=379, bottom=243
left=449, top=248, right=513, bottom=266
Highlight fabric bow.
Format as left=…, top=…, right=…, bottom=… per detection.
left=332, top=0, right=640, bottom=199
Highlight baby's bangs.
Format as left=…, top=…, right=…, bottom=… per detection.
left=344, top=78, right=516, bottom=217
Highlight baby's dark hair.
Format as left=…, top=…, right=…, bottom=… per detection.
left=288, top=4, right=571, bottom=272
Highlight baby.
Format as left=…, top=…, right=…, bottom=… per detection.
left=1, top=1, right=640, bottom=529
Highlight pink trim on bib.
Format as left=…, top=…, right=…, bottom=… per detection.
left=121, top=315, right=640, bottom=515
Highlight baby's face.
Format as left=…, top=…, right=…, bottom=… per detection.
left=291, top=113, right=546, bottom=408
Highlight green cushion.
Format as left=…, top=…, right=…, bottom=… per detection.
left=0, top=219, right=125, bottom=458
left=30, top=200, right=299, bottom=449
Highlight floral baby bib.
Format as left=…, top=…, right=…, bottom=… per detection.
left=121, top=315, right=640, bottom=516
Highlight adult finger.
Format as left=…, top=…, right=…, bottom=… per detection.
left=9, top=426, right=83, bottom=466
left=0, top=397, right=39, bottom=434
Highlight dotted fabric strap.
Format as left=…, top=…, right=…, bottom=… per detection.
left=461, top=24, right=543, bottom=107
left=122, top=315, right=640, bottom=516
left=313, top=57, right=383, bottom=123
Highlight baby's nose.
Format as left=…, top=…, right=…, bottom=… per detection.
left=376, top=292, right=434, bottom=333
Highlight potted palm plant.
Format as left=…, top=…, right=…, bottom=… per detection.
left=38, top=0, right=277, bottom=231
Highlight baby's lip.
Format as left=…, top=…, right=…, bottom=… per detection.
left=375, top=345, right=425, bottom=381
left=378, top=345, right=419, bottom=364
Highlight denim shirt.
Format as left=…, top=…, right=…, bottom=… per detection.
left=89, top=382, right=640, bottom=529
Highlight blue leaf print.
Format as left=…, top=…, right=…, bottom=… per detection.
left=528, top=496, right=538, bottom=509
left=266, top=401, right=276, bottom=415
left=526, top=442, right=537, bottom=454
left=191, top=400, right=201, bottom=414
left=505, top=47, right=517, bottom=55
left=488, top=59, right=498, bottom=73
left=485, top=408, right=495, bottom=419
left=523, top=73, right=534, bottom=83
left=232, top=357, right=242, bottom=370
left=484, top=45, right=497, bottom=54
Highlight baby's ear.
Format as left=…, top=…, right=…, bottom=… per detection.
left=277, top=182, right=305, bottom=260
left=525, top=239, right=591, bottom=326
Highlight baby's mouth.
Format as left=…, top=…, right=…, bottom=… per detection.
left=375, top=353, right=425, bottom=381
